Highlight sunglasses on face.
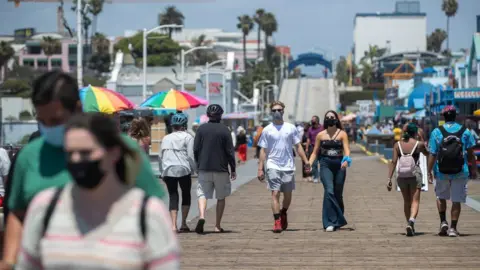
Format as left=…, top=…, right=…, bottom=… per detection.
left=326, top=116, right=336, bottom=120
left=272, top=109, right=283, bottom=113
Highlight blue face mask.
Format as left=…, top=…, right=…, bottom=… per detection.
left=39, top=123, right=65, bottom=147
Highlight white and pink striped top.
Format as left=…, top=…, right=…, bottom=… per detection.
left=17, top=183, right=180, bottom=270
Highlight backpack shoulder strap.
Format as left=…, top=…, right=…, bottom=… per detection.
left=42, top=187, right=64, bottom=237
left=410, top=141, right=419, bottom=154
left=439, top=125, right=449, bottom=138
left=454, top=125, right=467, bottom=138
left=397, top=142, right=405, bottom=156
left=139, top=194, right=150, bottom=240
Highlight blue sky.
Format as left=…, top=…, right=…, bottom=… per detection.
left=0, top=0, right=478, bottom=58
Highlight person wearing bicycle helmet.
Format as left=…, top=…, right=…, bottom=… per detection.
left=193, top=104, right=236, bottom=234
left=159, top=113, right=196, bottom=233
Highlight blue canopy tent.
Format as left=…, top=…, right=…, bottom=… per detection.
left=422, top=67, right=436, bottom=74
left=408, top=82, right=434, bottom=110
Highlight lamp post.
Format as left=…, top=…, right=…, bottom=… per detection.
left=181, top=46, right=209, bottom=92
left=253, top=80, right=270, bottom=125
left=76, top=0, right=82, bottom=88
left=205, top=59, right=227, bottom=106
left=261, top=84, right=279, bottom=118
left=143, top=24, right=183, bottom=101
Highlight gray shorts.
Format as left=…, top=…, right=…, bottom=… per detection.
left=197, top=171, right=231, bottom=200
left=266, top=169, right=295, bottom=192
left=397, top=166, right=423, bottom=190
left=435, top=178, right=468, bottom=203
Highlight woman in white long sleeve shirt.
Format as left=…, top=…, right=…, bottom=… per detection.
left=159, top=113, right=196, bottom=232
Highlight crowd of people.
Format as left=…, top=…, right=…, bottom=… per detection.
left=0, top=70, right=476, bottom=269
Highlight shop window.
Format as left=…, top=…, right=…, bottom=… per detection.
left=27, top=45, right=41, bottom=54
left=52, top=59, right=62, bottom=67
left=23, top=59, right=34, bottom=67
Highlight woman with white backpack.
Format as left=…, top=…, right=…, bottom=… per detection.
left=387, top=122, right=429, bottom=236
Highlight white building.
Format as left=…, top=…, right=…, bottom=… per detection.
left=353, top=1, right=426, bottom=64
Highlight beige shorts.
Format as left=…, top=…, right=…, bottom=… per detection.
left=197, top=171, right=231, bottom=200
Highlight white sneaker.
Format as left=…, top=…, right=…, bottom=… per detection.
left=326, top=226, right=334, bottom=232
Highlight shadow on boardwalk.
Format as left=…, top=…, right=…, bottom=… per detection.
left=179, top=146, right=480, bottom=269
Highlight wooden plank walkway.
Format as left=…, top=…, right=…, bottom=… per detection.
left=178, top=146, right=480, bottom=270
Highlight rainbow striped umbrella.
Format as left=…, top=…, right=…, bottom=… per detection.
left=80, top=85, right=135, bottom=114
left=140, top=89, right=208, bottom=110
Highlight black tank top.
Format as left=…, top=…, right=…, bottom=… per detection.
left=319, top=131, right=344, bottom=157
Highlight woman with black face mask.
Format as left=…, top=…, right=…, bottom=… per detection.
left=17, top=113, right=179, bottom=270
left=309, top=110, right=351, bottom=232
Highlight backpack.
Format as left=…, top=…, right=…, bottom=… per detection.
left=42, top=187, right=150, bottom=240
left=396, top=141, right=418, bottom=178
left=437, top=125, right=466, bottom=174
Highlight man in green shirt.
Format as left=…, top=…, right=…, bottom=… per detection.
left=1, top=71, right=165, bottom=268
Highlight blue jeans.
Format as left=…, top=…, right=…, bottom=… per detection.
left=312, top=157, right=320, bottom=181
left=320, top=156, right=348, bottom=229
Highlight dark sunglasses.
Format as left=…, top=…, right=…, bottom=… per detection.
left=272, top=109, right=283, bottom=113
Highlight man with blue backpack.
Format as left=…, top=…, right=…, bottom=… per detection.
left=427, top=105, right=477, bottom=237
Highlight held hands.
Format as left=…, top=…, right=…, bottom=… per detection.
left=304, top=163, right=312, bottom=173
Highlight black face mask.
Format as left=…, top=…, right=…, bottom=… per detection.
left=311, top=121, right=318, bottom=126
left=67, top=159, right=105, bottom=189
left=325, top=119, right=338, bottom=127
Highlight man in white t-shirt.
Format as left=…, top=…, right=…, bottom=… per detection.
left=257, top=101, right=311, bottom=233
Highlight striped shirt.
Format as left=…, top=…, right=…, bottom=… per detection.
left=17, top=183, right=180, bottom=270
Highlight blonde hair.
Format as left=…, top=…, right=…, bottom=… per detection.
left=270, top=101, right=285, bottom=110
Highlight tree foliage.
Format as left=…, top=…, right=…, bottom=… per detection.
left=0, top=79, right=32, bottom=98
left=441, top=0, right=458, bottom=50
left=427, top=29, right=447, bottom=53
left=0, top=41, right=14, bottom=72
left=19, top=110, right=33, bottom=121
left=158, top=6, right=184, bottom=38
left=335, top=56, right=358, bottom=85
left=187, top=34, right=218, bottom=65
left=114, top=32, right=181, bottom=67
left=237, top=15, right=254, bottom=72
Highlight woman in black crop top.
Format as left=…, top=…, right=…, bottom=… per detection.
left=387, top=122, right=429, bottom=236
left=309, top=110, right=351, bottom=232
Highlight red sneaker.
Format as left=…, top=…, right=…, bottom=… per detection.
left=280, top=210, right=288, bottom=230
left=273, top=219, right=282, bottom=233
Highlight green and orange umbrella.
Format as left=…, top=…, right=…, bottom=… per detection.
left=80, top=85, right=135, bottom=114
left=139, top=89, right=208, bottom=110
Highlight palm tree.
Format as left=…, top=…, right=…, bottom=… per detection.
left=158, top=6, right=184, bottom=38
left=427, top=29, right=448, bottom=53
left=41, top=37, right=61, bottom=71
left=237, top=15, right=254, bottom=72
left=91, top=32, right=110, bottom=54
left=261, top=12, right=278, bottom=67
left=88, top=0, right=104, bottom=36
left=253, top=9, right=265, bottom=59
left=0, top=41, right=14, bottom=81
left=190, top=34, right=217, bottom=65
left=442, top=0, right=458, bottom=51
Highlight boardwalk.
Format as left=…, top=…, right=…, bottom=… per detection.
left=178, top=146, right=480, bottom=269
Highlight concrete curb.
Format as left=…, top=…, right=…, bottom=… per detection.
left=466, top=196, right=480, bottom=212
